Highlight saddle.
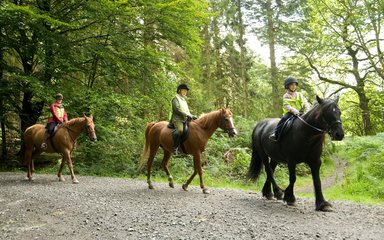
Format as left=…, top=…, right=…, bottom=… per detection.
left=168, top=121, right=190, bottom=153
left=46, top=124, right=62, bottom=138
left=277, top=116, right=296, bottom=140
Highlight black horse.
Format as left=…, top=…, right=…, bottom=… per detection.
left=248, top=96, right=344, bottom=211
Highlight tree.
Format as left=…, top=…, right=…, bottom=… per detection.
left=287, top=0, right=383, bottom=135
left=245, top=0, right=302, bottom=117
left=198, top=0, right=253, bottom=116
left=0, top=0, right=210, bottom=165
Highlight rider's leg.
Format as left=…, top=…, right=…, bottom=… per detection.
left=41, top=122, right=55, bottom=150
left=271, top=113, right=291, bottom=141
left=172, top=121, right=183, bottom=155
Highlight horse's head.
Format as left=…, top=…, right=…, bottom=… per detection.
left=84, top=114, right=97, bottom=141
left=218, top=108, right=237, bottom=137
left=315, top=96, right=344, bottom=141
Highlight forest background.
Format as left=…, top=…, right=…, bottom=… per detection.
left=1, top=1, right=383, bottom=202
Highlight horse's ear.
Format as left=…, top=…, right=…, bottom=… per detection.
left=83, top=113, right=87, bottom=118
left=334, top=96, right=339, bottom=104
left=316, top=95, right=324, bottom=104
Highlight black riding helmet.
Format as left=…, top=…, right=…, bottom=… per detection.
left=177, top=83, right=189, bottom=93
left=284, top=76, right=299, bottom=89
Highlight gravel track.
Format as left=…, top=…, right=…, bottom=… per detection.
left=1, top=172, right=383, bottom=240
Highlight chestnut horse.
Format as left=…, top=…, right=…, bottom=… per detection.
left=139, top=108, right=237, bottom=194
left=23, top=115, right=96, bottom=183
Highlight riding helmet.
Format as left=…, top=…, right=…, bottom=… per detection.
left=284, top=76, right=299, bottom=89
left=55, top=93, right=63, bottom=100
left=177, top=83, right=190, bottom=93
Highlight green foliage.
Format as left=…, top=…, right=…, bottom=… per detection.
left=328, top=133, right=384, bottom=202
left=339, top=88, right=384, bottom=136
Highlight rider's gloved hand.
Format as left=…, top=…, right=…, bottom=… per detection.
left=292, top=110, right=300, bottom=116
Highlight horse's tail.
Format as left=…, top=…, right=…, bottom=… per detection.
left=247, top=127, right=263, bottom=181
left=138, top=122, right=156, bottom=170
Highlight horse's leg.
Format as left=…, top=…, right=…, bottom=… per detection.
left=57, top=155, right=66, bottom=182
left=182, top=169, right=197, bottom=191
left=24, top=149, right=33, bottom=181
left=310, top=161, right=332, bottom=211
left=193, top=153, right=209, bottom=194
left=161, top=151, right=174, bottom=188
left=24, top=147, right=42, bottom=181
left=262, top=157, right=276, bottom=200
left=146, top=146, right=159, bottom=190
left=270, top=159, right=284, bottom=200
left=283, top=162, right=297, bottom=206
left=67, top=151, right=79, bottom=184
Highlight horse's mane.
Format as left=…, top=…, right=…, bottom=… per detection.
left=301, top=98, right=337, bottom=143
left=195, top=110, right=221, bottom=129
left=62, top=117, right=87, bottom=127
left=302, top=98, right=335, bottom=121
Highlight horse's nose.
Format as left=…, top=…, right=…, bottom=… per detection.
left=337, top=131, right=344, bottom=140
left=333, top=130, right=344, bottom=141
left=230, top=128, right=237, bottom=137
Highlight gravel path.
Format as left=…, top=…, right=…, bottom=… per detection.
left=1, top=172, right=383, bottom=240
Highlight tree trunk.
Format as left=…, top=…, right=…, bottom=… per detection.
left=357, top=91, right=373, bottom=135
left=266, top=0, right=280, bottom=117
left=0, top=49, right=7, bottom=163
left=236, top=0, right=249, bottom=118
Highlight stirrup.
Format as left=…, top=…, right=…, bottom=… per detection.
left=41, top=142, right=47, bottom=150
left=172, top=147, right=179, bottom=155
left=269, top=133, right=278, bottom=142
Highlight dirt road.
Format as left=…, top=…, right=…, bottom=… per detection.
left=1, top=172, right=383, bottom=239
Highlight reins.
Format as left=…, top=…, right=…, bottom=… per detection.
left=64, top=126, right=78, bottom=146
left=62, top=119, right=91, bottom=147
left=297, top=115, right=327, bottom=133
left=297, top=113, right=342, bottom=134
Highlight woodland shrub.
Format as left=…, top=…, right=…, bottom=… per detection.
left=335, top=133, right=384, bottom=201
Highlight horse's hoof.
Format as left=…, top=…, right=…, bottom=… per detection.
left=320, top=205, right=333, bottom=212
left=284, top=197, right=296, bottom=206
left=275, top=195, right=283, bottom=200
left=263, top=194, right=274, bottom=200
left=72, top=179, right=79, bottom=184
left=59, top=177, right=65, bottom=182
left=169, top=183, right=174, bottom=188
left=316, top=202, right=333, bottom=212
left=275, top=191, right=284, bottom=200
left=182, top=184, right=188, bottom=191
left=286, top=201, right=296, bottom=206
left=203, top=188, right=210, bottom=194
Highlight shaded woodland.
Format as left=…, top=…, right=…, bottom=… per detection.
left=1, top=0, right=383, bottom=172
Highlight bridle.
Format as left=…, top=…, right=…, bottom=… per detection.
left=220, top=115, right=236, bottom=134
left=63, top=121, right=95, bottom=144
left=297, top=115, right=342, bottom=134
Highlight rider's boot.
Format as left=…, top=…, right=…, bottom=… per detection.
left=41, top=132, right=49, bottom=150
left=172, top=131, right=180, bottom=155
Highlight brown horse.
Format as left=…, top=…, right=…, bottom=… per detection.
left=23, top=115, right=97, bottom=183
left=139, top=108, right=237, bottom=194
